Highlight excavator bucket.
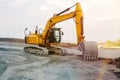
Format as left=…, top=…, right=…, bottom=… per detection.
left=78, top=41, right=98, bottom=61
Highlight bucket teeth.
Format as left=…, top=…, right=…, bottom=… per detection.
left=83, top=55, right=98, bottom=61
left=79, top=41, right=98, bottom=61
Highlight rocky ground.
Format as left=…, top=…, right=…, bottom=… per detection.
left=0, top=41, right=120, bottom=80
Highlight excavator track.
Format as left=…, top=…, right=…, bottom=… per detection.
left=24, top=46, right=66, bottom=56
left=24, top=46, right=48, bottom=56
left=48, top=46, right=67, bottom=56
left=78, top=41, right=98, bottom=61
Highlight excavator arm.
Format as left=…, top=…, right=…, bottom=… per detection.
left=42, top=2, right=84, bottom=45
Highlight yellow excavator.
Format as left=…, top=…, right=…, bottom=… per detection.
left=24, top=2, right=98, bottom=61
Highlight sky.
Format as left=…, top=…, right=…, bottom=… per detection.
left=0, top=0, right=120, bottom=43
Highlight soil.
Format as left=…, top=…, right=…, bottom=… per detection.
left=0, top=41, right=120, bottom=80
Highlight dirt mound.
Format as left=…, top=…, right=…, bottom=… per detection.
left=114, top=57, right=120, bottom=68
left=0, top=38, right=24, bottom=43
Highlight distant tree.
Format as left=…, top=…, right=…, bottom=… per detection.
left=106, top=40, right=113, bottom=44
left=116, top=39, right=120, bottom=46
left=117, top=39, right=120, bottom=42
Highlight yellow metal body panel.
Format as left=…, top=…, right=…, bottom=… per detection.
left=25, top=34, right=44, bottom=45
left=25, top=34, right=39, bottom=45
left=75, top=2, right=84, bottom=43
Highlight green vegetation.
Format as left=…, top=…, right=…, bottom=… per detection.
left=106, top=39, right=120, bottom=46
left=98, top=39, right=120, bottom=48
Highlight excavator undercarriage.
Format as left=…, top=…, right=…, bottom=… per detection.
left=24, top=41, right=98, bottom=61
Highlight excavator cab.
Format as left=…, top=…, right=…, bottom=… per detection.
left=48, top=28, right=62, bottom=43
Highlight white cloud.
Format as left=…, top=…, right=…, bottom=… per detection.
left=38, top=5, right=51, bottom=11
left=45, top=0, right=82, bottom=8
left=0, top=0, right=3, bottom=1
left=0, top=0, right=120, bottom=42
left=7, top=0, right=30, bottom=6
left=0, top=0, right=7, bottom=2
left=98, top=17, right=120, bottom=21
